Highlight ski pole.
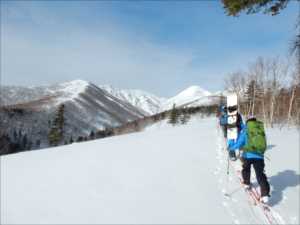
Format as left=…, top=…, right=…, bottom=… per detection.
left=227, top=153, right=230, bottom=175
left=225, top=153, right=230, bottom=197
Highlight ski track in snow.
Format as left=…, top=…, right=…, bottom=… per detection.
left=214, top=123, right=293, bottom=225
left=215, top=126, right=245, bottom=224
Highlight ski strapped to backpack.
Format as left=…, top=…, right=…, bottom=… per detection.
left=243, top=120, right=267, bottom=155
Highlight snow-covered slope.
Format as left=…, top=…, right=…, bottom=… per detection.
left=1, top=80, right=146, bottom=146
left=1, top=116, right=299, bottom=224
left=100, top=85, right=166, bottom=115
left=162, top=86, right=214, bottom=110
left=48, top=79, right=90, bottom=104
left=1, top=80, right=88, bottom=106
left=100, top=85, right=219, bottom=114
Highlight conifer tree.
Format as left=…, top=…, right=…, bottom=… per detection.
left=21, top=134, right=28, bottom=150
left=57, top=104, right=65, bottom=134
left=18, top=130, right=22, bottom=140
left=168, top=104, right=179, bottom=125
left=13, top=130, right=18, bottom=142
left=0, top=134, right=12, bottom=155
left=27, top=140, right=32, bottom=150
left=89, top=130, right=95, bottom=140
left=48, top=104, right=65, bottom=146
left=69, top=136, right=74, bottom=144
left=36, top=139, right=41, bottom=148
left=77, top=136, right=84, bottom=142
left=180, top=111, right=191, bottom=125
left=222, top=0, right=290, bottom=16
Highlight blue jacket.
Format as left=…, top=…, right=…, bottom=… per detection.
left=227, top=124, right=264, bottom=160
left=220, top=114, right=228, bottom=126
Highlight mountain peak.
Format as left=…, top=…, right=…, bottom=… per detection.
left=61, top=79, right=90, bottom=88
left=54, top=80, right=90, bottom=102
left=162, top=85, right=212, bottom=110
left=178, top=86, right=211, bottom=97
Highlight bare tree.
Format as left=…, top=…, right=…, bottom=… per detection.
left=244, top=57, right=269, bottom=119
left=224, top=56, right=294, bottom=126
left=224, top=71, right=246, bottom=111
left=267, top=58, right=288, bottom=126
left=258, top=58, right=271, bottom=122
left=288, top=70, right=300, bottom=124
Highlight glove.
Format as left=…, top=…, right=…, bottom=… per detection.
left=227, top=139, right=236, bottom=152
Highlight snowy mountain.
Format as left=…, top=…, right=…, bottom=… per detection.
left=2, top=81, right=218, bottom=115
left=100, top=85, right=166, bottom=115
left=1, top=116, right=299, bottom=224
left=100, top=85, right=221, bottom=114
left=1, top=80, right=221, bottom=151
left=1, top=80, right=92, bottom=106
left=1, top=80, right=146, bottom=147
left=162, top=85, right=217, bottom=110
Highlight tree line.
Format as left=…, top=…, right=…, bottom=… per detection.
left=71, top=104, right=218, bottom=144
left=224, top=57, right=300, bottom=126
left=0, top=104, right=65, bottom=155
left=0, top=129, right=40, bottom=155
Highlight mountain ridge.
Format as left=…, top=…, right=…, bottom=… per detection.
left=99, top=85, right=166, bottom=115
left=0, top=80, right=147, bottom=151
left=2, top=80, right=217, bottom=114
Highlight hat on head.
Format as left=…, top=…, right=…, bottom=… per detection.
left=246, top=115, right=257, bottom=123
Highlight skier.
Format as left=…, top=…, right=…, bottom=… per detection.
left=219, top=105, right=228, bottom=138
left=228, top=116, right=270, bottom=204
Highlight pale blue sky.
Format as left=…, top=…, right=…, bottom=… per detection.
left=1, top=1, right=298, bottom=97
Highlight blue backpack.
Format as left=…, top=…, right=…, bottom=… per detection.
left=220, top=114, right=228, bottom=126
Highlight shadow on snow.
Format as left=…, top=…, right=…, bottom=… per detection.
left=266, top=144, right=276, bottom=150
left=268, top=170, right=300, bottom=207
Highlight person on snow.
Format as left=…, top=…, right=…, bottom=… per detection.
left=219, top=105, right=228, bottom=138
left=228, top=117, right=270, bottom=204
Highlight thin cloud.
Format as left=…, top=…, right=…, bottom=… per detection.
left=1, top=2, right=202, bottom=97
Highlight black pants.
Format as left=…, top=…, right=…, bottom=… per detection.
left=222, top=125, right=227, bottom=138
left=241, top=158, right=270, bottom=197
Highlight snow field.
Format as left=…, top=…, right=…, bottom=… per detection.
left=1, top=116, right=299, bottom=224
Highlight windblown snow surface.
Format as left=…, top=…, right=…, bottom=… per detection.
left=1, top=116, right=299, bottom=224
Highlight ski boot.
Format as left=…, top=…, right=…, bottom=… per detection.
left=243, top=184, right=251, bottom=191
left=229, top=150, right=237, bottom=161
left=260, top=196, right=269, bottom=204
